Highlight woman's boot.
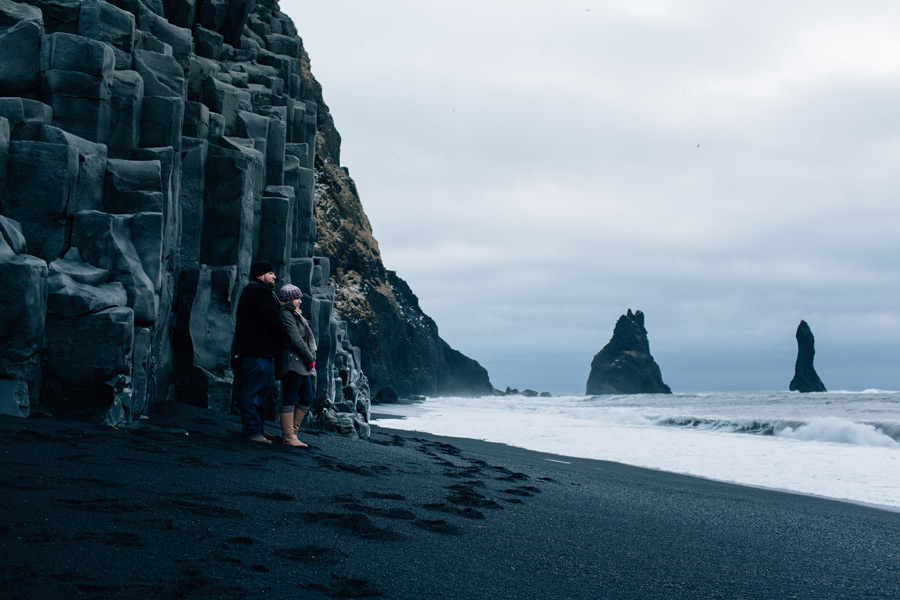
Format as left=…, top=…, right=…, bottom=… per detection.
left=280, top=412, right=307, bottom=447
left=293, top=409, right=307, bottom=436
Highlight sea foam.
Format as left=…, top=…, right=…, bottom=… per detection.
left=778, top=416, right=899, bottom=447
left=372, top=391, right=900, bottom=510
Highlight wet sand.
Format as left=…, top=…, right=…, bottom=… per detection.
left=1, top=402, right=898, bottom=599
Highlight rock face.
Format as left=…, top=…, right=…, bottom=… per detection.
left=586, top=309, right=671, bottom=395
left=0, top=0, right=490, bottom=430
left=789, top=320, right=826, bottom=393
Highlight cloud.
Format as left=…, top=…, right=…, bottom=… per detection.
left=286, top=0, right=900, bottom=392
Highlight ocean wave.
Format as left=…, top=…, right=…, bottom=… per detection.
left=651, top=415, right=900, bottom=446
left=779, top=417, right=899, bottom=447
left=652, top=416, right=802, bottom=436
left=830, top=389, right=900, bottom=395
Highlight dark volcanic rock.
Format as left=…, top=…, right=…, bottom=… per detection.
left=0, top=0, right=489, bottom=432
left=586, top=309, right=671, bottom=395
left=789, top=320, right=826, bottom=393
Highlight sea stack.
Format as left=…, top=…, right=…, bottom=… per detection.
left=586, top=309, right=671, bottom=395
left=789, top=320, right=827, bottom=393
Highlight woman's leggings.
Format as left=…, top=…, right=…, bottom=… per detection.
left=281, top=371, right=314, bottom=413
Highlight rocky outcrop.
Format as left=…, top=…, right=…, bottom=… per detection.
left=296, top=41, right=493, bottom=401
left=0, top=0, right=375, bottom=434
left=586, top=309, right=671, bottom=395
left=0, top=216, right=47, bottom=418
left=0, top=0, right=491, bottom=431
left=789, top=320, right=826, bottom=393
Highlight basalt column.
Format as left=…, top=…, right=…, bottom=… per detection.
left=0, top=0, right=370, bottom=437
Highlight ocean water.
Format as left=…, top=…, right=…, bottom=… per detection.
left=370, top=390, right=900, bottom=511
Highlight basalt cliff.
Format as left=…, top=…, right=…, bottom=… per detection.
left=0, top=0, right=491, bottom=429
left=586, top=309, right=671, bottom=395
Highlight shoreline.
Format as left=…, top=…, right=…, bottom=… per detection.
left=370, top=391, right=900, bottom=512
left=384, top=426, right=900, bottom=516
left=2, top=404, right=899, bottom=599
left=373, top=412, right=900, bottom=515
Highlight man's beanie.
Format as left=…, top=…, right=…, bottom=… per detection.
left=250, top=261, right=275, bottom=279
left=278, top=284, right=302, bottom=302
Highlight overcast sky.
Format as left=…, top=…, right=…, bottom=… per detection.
left=282, top=1, right=900, bottom=394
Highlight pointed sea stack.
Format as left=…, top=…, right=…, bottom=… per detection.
left=789, top=320, right=827, bottom=393
left=586, top=309, right=671, bottom=395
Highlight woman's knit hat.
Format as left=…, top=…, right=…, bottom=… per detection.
left=278, top=284, right=302, bottom=302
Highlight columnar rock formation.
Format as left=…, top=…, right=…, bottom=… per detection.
left=789, top=320, right=826, bottom=393
left=586, top=309, right=672, bottom=395
left=0, top=0, right=491, bottom=431
left=0, top=0, right=364, bottom=431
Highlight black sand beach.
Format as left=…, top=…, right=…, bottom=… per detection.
left=1, top=404, right=898, bottom=600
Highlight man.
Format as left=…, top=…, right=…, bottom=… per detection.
left=232, top=261, right=286, bottom=444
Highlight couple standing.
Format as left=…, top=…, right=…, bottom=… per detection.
left=231, top=261, right=317, bottom=447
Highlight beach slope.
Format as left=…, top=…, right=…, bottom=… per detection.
left=1, top=405, right=897, bottom=599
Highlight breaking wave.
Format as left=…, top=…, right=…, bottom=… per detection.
left=651, top=415, right=900, bottom=447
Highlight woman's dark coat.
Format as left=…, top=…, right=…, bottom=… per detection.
left=276, top=303, right=317, bottom=379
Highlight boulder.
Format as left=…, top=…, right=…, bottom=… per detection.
left=0, top=220, right=48, bottom=413
left=42, top=306, right=134, bottom=421
left=3, top=140, right=78, bottom=260
left=140, top=96, right=184, bottom=151
left=133, top=48, right=184, bottom=98
left=177, top=137, right=208, bottom=269
left=259, top=105, right=285, bottom=186
left=107, top=70, right=144, bottom=157
left=40, top=32, right=115, bottom=143
left=46, top=270, right=127, bottom=319
left=0, top=0, right=43, bottom=28
left=28, top=0, right=82, bottom=34
left=0, top=378, right=29, bottom=418
left=789, top=320, right=827, bottom=393
left=258, top=195, right=291, bottom=281
left=0, top=20, right=43, bottom=98
left=0, top=97, right=52, bottom=140
left=0, top=117, right=7, bottom=198
left=182, top=101, right=210, bottom=138
left=49, top=247, right=109, bottom=284
left=586, top=309, right=672, bottom=395
left=39, top=125, right=107, bottom=213
left=132, top=146, right=178, bottom=258
left=290, top=257, right=314, bottom=297
left=135, top=3, right=193, bottom=65
left=200, top=142, right=263, bottom=278
left=192, top=24, right=222, bottom=59
left=0, top=214, right=27, bottom=253
left=236, top=109, right=268, bottom=158
left=104, top=158, right=164, bottom=214
left=173, top=265, right=236, bottom=411
left=70, top=210, right=160, bottom=325
left=77, top=0, right=135, bottom=70
left=203, top=76, right=250, bottom=135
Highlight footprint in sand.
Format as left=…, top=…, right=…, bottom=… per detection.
left=303, top=512, right=402, bottom=541
left=305, top=575, right=383, bottom=598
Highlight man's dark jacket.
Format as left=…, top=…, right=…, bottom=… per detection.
left=231, top=281, right=286, bottom=359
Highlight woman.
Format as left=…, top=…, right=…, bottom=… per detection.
left=275, top=284, right=317, bottom=447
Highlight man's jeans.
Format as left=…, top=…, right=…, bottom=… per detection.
left=238, top=356, right=274, bottom=438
